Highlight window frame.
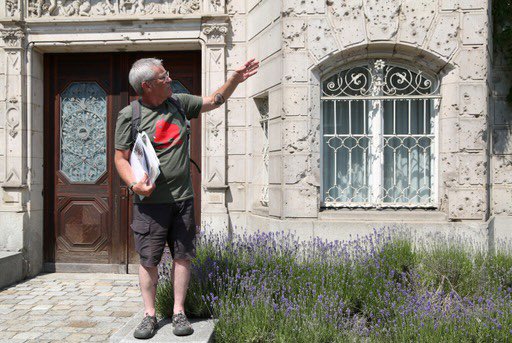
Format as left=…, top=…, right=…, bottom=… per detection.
left=319, top=60, right=441, bottom=209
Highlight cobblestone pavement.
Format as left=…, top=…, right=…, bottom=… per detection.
left=0, top=273, right=142, bottom=342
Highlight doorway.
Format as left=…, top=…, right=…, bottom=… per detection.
left=43, top=51, right=202, bottom=272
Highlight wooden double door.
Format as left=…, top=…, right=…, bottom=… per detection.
left=44, top=51, right=202, bottom=272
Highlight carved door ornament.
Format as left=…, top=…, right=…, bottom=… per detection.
left=27, top=0, right=201, bottom=17
left=59, top=82, right=107, bottom=183
left=1, top=28, right=24, bottom=48
left=6, top=0, right=19, bottom=16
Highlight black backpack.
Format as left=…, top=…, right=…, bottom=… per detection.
left=130, top=95, right=201, bottom=173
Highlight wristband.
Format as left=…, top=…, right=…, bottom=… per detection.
left=128, top=181, right=137, bottom=195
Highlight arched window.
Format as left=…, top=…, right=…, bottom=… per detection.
left=321, top=60, right=440, bottom=207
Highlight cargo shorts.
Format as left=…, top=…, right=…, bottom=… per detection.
left=130, top=199, right=197, bottom=267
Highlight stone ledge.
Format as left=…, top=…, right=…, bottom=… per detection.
left=0, top=251, right=23, bottom=290
left=110, top=311, right=215, bottom=343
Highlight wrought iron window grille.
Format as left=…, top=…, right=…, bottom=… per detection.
left=320, top=60, right=441, bottom=208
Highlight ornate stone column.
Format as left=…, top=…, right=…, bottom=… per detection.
left=200, top=21, right=230, bottom=232
left=0, top=23, right=27, bottom=273
left=1, top=25, right=26, bottom=210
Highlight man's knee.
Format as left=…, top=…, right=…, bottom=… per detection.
left=140, top=264, right=158, bottom=270
left=173, top=259, right=191, bottom=268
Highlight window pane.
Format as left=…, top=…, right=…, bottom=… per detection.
left=323, top=100, right=335, bottom=135
left=336, top=101, right=350, bottom=135
left=395, top=100, right=409, bottom=134
left=384, top=101, right=394, bottom=134
left=426, top=100, right=433, bottom=135
left=351, top=100, right=366, bottom=134
left=410, top=100, right=424, bottom=134
left=323, top=137, right=337, bottom=201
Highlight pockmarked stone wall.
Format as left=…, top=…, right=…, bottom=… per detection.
left=238, top=0, right=492, bottom=224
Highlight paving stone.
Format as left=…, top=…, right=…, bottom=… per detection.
left=66, top=333, right=92, bottom=342
left=68, top=320, right=97, bottom=328
left=52, top=305, right=72, bottom=311
left=89, top=334, right=110, bottom=341
left=18, top=299, right=38, bottom=305
left=81, top=326, right=113, bottom=334
left=39, top=331, right=71, bottom=340
left=58, top=327, right=84, bottom=333
left=12, top=332, right=42, bottom=340
left=31, top=305, right=53, bottom=311
left=0, top=331, right=17, bottom=339
left=112, top=311, right=135, bottom=318
left=33, top=326, right=55, bottom=333
left=1, top=299, right=21, bottom=304
left=88, top=310, right=113, bottom=317
left=0, top=290, right=17, bottom=295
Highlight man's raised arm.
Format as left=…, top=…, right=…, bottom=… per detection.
left=200, top=58, right=259, bottom=113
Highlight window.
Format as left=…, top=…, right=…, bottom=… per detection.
left=321, top=60, right=440, bottom=207
left=254, top=97, right=269, bottom=207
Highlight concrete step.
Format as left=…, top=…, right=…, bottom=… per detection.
left=110, top=311, right=215, bottom=343
left=0, top=251, right=23, bottom=289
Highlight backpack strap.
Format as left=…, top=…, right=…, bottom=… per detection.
left=168, top=94, right=186, bottom=120
left=168, top=95, right=202, bottom=174
left=130, top=99, right=141, bottom=145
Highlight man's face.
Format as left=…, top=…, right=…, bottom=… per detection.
left=145, top=65, right=172, bottom=101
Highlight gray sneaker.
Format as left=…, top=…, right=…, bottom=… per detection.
left=172, top=312, right=194, bottom=336
left=133, top=314, right=157, bottom=339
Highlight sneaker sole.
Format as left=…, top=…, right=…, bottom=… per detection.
left=133, top=330, right=156, bottom=339
left=173, top=327, right=194, bottom=336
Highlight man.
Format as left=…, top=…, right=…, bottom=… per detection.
left=114, top=57, right=259, bottom=338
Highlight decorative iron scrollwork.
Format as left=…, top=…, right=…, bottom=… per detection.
left=322, top=60, right=440, bottom=97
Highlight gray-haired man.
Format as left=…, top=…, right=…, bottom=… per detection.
left=115, top=57, right=258, bottom=338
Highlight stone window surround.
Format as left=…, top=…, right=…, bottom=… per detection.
left=308, top=45, right=455, bottom=220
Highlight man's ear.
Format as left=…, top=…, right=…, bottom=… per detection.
left=141, top=81, right=151, bottom=92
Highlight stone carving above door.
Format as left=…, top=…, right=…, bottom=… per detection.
left=6, top=0, right=20, bottom=16
left=27, top=0, right=201, bottom=17
left=1, top=28, right=24, bottom=48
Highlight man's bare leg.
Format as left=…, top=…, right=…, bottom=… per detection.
left=139, top=265, right=158, bottom=316
left=172, top=259, right=191, bottom=314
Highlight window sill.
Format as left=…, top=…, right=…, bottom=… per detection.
left=318, top=207, right=447, bottom=223
left=252, top=205, right=269, bottom=217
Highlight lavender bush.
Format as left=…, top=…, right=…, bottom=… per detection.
left=156, top=229, right=512, bottom=342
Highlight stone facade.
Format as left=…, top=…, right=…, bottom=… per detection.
left=0, top=0, right=510, bottom=279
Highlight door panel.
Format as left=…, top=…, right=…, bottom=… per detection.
left=44, top=51, right=202, bottom=271
left=45, top=54, right=120, bottom=266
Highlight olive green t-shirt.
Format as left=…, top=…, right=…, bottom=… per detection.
left=115, top=94, right=203, bottom=203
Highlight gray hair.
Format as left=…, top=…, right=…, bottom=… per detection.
left=129, top=58, right=163, bottom=95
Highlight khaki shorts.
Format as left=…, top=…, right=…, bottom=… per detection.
left=130, top=199, right=196, bottom=267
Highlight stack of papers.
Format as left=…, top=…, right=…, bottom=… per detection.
left=130, top=131, right=160, bottom=200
